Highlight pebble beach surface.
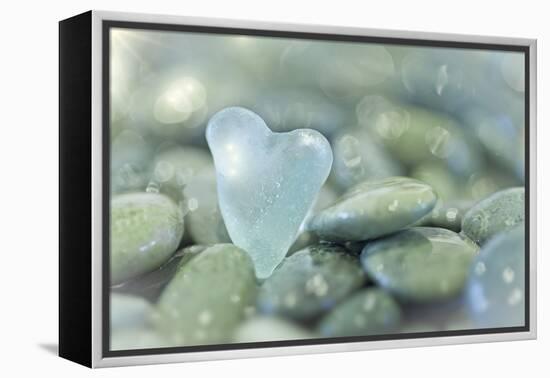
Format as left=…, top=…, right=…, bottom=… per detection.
left=108, top=29, right=526, bottom=349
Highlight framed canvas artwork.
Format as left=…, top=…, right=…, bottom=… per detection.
left=59, top=10, right=537, bottom=368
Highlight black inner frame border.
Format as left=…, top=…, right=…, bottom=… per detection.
left=102, top=19, right=531, bottom=359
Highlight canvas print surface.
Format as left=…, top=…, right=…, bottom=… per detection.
left=108, top=26, right=527, bottom=352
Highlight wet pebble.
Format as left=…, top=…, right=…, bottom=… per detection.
left=111, top=193, right=184, bottom=284
left=361, top=227, right=479, bottom=303
left=308, top=177, right=437, bottom=242
left=183, top=172, right=231, bottom=245
left=416, top=200, right=473, bottom=232
left=153, top=244, right=257, bottom=346
left=466, top=226, right=525, bottom=328
left=257, top=244, right=366, bottom=321
left=317, top=289, right=401, bottom=337
left=110, top=293, right=153, bottom=330
left=461, top=187, right=524, bottom=245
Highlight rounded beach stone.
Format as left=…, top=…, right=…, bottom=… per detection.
left=257, top=244, right=366, bottom=321
left=461, top=187, right=524, bottom=245
left=466, top=226, right=525, bottom=328
left=416, top=200, right=473, bottom=232
left=183, top=172, right=231, bottom=245
left=317, top=289, right=401, bottom=337
left=233, top=316, right=315, bottom=343
left=153, top=244, right=257, bottom=346
left=110, top=293, right=153, bottom=330
left=308, top=177, right=437, bottom=242
left=111, top=192, right=184, bottom=284
left=361, top=227, right=478, bottom=302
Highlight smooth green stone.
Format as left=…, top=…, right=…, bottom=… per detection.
left=110, top=293, right=152, bottom=330
left=153, top=244, right=257, bottom=346
left=111, top=328, right=170, bottom=350
left=461, top=187, right=524, bottom=245
left=183, top=172, right=231, bottom=245
left=331, top=128, right=403, bottom=191
left=111, top=245, right=208, bottom=302
left=411, top=162, right=462, bottom=201
left=152, top=145, right=213, bottom=202
left=233, top=316, right=315, bottom=343
left=361, top=227, right=479, bottom=302
left=111, top=193, right=184, bottom=284
left=416, top=200, right=473, bottom=232
left=257, top=244, right=366, bottom=321
left=309, top=177, right=437, bottom=242
left=467, top=226, right=525, bottom=328
left=318, top=289, right=401, bottom=337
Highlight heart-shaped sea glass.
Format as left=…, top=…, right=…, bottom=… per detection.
left=206, top=107, right=333, bottom=279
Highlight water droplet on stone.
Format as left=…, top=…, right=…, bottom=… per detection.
left=146, top=181, right=160, bottom=193
left=425, top=126, right=451, bottom=158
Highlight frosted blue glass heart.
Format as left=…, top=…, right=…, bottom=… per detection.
left=206, top=107, right=333, bottom=279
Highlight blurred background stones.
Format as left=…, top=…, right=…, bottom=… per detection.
left=108, top=28, right=527, bottom=349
